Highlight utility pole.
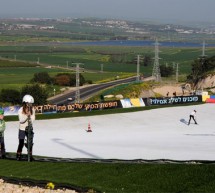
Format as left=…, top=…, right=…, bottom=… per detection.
left=172, top=62, right=175, bottom=70
left=176, top=63, right=179, bottom=82
left=152, top=38, right=161, bottom=82
left=74, top=63, right=84, bottom=103
left=100, top=63, right=103, bottom=73
left=199, top=40, right=207, bottom=73
left=201, top=40, right=206, bottom=57
left=136, top=55, right=141, bottom=82
left=75, top=63, right=80, bottom=103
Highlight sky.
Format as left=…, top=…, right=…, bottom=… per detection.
left=0, top=0, right=214, bottom=24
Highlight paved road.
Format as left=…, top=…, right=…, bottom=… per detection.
left=48, top=76, right=137, bottom=105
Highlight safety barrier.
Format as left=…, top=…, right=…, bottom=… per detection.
left=3, top=95, right=203, bottom=116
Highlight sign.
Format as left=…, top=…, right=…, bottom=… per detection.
left=148, top=95, right=202, bottom=105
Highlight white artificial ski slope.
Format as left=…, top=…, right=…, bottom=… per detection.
left=5, top=103, right=215, bottom=161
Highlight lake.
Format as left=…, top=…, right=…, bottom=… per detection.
left=67, top=40, right=215, bottom=47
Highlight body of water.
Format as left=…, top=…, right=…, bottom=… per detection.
left=67, top=40, right=215, bottom=47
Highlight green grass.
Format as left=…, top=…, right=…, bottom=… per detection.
left=1, top=159, right=215, bottom=193
left=1, top=45, right=214, bottom=84
left=2, top=45, right=215, bottom=75
left=0, top=67, right=133, bottom=91
left=0, top=67, right=68, bottom=85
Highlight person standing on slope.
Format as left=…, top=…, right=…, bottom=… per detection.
left=188, top=110, right=197, bottom=125
left=16, top=95, right=35, bottom=161
left=0, top=108, right=6, bottom=159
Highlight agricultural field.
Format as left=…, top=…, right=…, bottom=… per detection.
left=1, top=45, right=214, bottom=73
left=0, top=57, right=133, bottom=92
left=0, top=44, right=215, bottom=95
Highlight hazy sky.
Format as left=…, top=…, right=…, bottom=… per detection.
left=0, top=0, right=214, bottom=23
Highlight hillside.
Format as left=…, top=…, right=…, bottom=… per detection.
left=195, top=74, right=215, bottom=92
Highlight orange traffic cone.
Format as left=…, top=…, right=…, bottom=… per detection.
left=87, top=122, right=92, bottom=132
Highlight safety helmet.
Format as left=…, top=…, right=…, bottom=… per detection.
left=0, top=108, right=4, bottom=115
left=22, top=94, right=34, bottom=104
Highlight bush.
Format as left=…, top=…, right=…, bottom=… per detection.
left=160, top=65, right=174, bottom=77
left=31, top=72, right=53, bottom=84
left=0, top=89, right=21, bottom=105
left=21, top=84, right=48, bottom=105
left=54, top=73, right=86, bottom=86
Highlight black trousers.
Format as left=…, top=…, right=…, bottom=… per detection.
left=17, top=129, right=34, bottom=154
left=188, top=115, right=197, bottom=124
left=17, top=139, right=25, bottom=153
left=0, top=137, right=5, bottom=156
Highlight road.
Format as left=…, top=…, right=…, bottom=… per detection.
left=48, top=76, right=137, bottom=105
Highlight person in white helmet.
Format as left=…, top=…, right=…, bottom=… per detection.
left=16, top=95, right=35, bottom=161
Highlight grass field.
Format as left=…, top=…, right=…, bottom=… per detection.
left=1, top=159, right=215, bottom=193
left=0, top=45, right=214, bottom=86
left=0, top=57, right=134, bottom=92
left=2, top=45, right=215, bottom=75
left=1, top=44, right=214, bottom=100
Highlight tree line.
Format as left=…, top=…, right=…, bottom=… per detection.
left=187, top=55, right=215, bottom=86
left=0, top=72, right=87, bottom=106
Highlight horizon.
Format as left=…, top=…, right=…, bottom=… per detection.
left=0, top=0, right=214, bottom=25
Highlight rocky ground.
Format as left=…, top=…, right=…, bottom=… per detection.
left=152, top=84, right=188, bottom=97
left=0, top=179, right=78, bottom=193
left=143, top=74, right=215, bottom=98
left=195, top=74, right=215, bottom=91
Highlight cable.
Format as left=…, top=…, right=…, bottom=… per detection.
left=5, top=153, right=215, bottom=164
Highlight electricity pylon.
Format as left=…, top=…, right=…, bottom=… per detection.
left=152, top=38, right=161, bottom=82
left=74, top=63, right=84, bottom=103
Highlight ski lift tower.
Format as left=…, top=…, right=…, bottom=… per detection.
left=152, top=38, right=161, bottom=82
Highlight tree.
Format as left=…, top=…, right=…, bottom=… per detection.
left=187, top=56, right=215, bottom=85
left=160, top=65, right=174, bottom=77
left=31, top=72, right=52, bottom=84
left=0, top=89, right=21, bottom=104
left=21, top=84, right=48, bottom=105
left=143, top=55, right=152, bottom=66
left=55, top=75, right=70, bottom=86
left=54, top=73, right=86, bottom=86
left=187, top=59, right=202, bottom=84
left=69, top=73, right=85, bottom=86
